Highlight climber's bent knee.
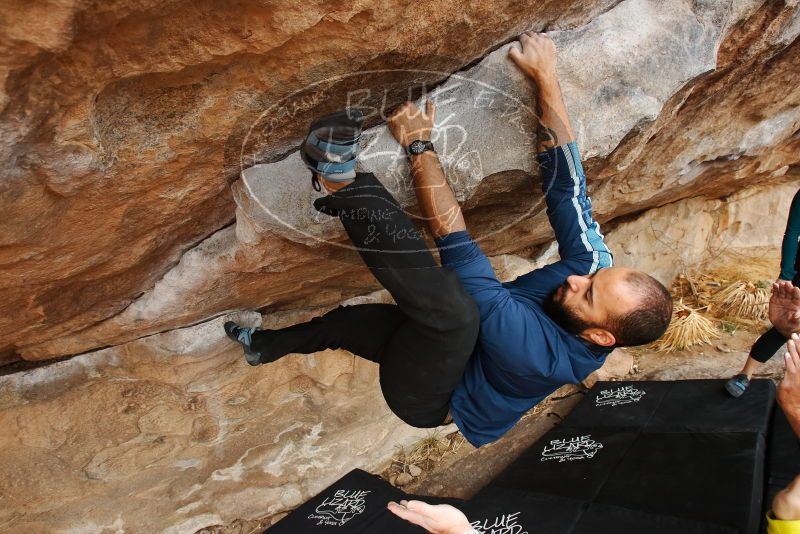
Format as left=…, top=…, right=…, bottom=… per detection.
left=389, top=402, right=451, bottom=429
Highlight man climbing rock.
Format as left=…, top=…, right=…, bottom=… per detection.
left=225, top=32, right=673, bottom=447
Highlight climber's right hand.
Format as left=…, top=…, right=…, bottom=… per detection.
left=508, top=32, right=557, bottom=82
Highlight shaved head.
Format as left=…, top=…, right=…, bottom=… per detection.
left=544, top=267, right=672, bottom=348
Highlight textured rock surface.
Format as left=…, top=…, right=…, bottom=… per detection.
left=2, top=0, right=800, bottom=531
left=0, top=312, right=434, bottom=533
left=6, top=0, right=800, bottom=359
left=9, top=0, right=799, bottom=362
left=605, top=181, right=800, bottom=284
left=237, top=0, right=762, bottom=243
left=0, top=0, right=620, bottom=363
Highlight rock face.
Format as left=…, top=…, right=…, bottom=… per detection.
left=236, top=0, right=749, bottom=243
left=0, top=312, right=431, bottom=533
left=0, top=0, right=621, bottom=363
left=605, top=181, right=799, bottom=284
left=5, top=0, right=799, bottom=362
left=1, top=0, right=799, bottom=531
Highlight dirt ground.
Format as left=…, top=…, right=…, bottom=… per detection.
left=634, top=326, right=784, bottom=381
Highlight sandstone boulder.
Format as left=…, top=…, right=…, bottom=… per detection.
left=1, top=0, right=799, bottom=531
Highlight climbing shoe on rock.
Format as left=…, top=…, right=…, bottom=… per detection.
left=224, top=321, right=261, bottom=366
left=724, top=374, right=750, bottom=398
left=301, top=108, right=364, bottom=192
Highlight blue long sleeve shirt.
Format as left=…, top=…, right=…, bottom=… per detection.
left=435, top=141, right=614, bottom=447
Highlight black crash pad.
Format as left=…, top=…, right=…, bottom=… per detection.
left=268, top=380, right=779, bottom=533
left=482, top=379, right=775, bottom=533
left=767, top=405, right=800, bottom=487
left=561, top=380, right=672, bottom=430
left=563, top=379, right=774, bottom=433
left=490, top=428, right=639, bottom=501
left=572, top=502, right=739, bottom=534
left=459, top=486, right=584, bottom=534
left=266, top=469, right=407, bottom=533
left=266, top=469, right=464, bottom=533
left=593, top=431, right=765, bottom=532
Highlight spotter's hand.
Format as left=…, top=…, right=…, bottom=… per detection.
left=770, top=280, right=800, bottom=338
left=387, top=500, right=473, bottom=534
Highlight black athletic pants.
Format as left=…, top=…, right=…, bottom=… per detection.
left=249, top=173, right=480, bottom=428
left=750, top=275, right=800, bottom=363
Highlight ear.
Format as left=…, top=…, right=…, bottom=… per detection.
left=580, top=327, right=616, bottom=347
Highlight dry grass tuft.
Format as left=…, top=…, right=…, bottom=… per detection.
left=383, top=430, right=466, bottom=484
left=709, top=280, right=770, bottom=322
left=649, top=258, right=775, bottom=353
left=651, top=300, right=719, bottom=352
left=670, top=263, right=772, bottom=326
left=701, top=257, right=777, bottom=285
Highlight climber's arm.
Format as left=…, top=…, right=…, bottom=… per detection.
left=387, top=100, right=466, bottom=239
left=387, top=100, right=518, bottom=322
left=508, top=33, right=612, bottom=273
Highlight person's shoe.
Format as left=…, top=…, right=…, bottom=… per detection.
left=725, top=374, right=750, bottom=398
left=301, top=109, right=364, bottom=192
left=224, top=321, right=261, bottom=366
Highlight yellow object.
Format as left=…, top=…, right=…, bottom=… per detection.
left=767, top=512, right=800, bottom=534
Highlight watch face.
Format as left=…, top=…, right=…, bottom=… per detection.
left=409, top=140, right=428, bottom=155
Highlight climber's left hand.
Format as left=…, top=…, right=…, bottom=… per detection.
left=387, top=100, right=435, bottom=148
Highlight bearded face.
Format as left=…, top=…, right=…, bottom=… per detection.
left=543, top=280, right=599, bottom=336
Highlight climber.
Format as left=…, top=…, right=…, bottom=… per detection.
left=726, top=188, right=800, bottom=397
left=224, top=32, right=673, bottom=447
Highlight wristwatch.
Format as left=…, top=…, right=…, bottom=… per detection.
left=407, top=139, right=435, bottom=156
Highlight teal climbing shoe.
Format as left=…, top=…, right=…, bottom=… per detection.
left=724, top=374, right=750, bottom=398
left=224, top=321, right=261, bottom=366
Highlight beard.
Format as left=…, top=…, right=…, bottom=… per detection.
left=543, top=282, right=597, bottom=336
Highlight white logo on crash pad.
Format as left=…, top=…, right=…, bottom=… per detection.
left=541, top=435, right=603, bottom=462
left=595, top=385, right=646, bottom=407
left=472, top=511, right=529, bottom=534
left=308, top=489, right=370, bottom=526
